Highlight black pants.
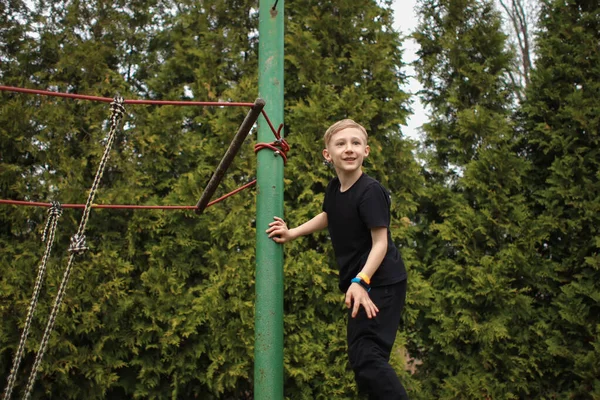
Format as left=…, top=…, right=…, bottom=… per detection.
left=347, top=279, right=408, bottom=400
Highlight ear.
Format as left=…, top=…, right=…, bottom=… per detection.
left=322, top=148, right=332, bottom=162
left=364, top=145, right=370, bottom=157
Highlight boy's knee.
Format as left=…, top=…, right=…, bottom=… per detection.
left=348, top=340, right=383, bottom=371
left=349, top=354, right=376, bottom=393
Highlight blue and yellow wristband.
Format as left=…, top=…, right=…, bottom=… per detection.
left=351, top=275, right=371, bottom=292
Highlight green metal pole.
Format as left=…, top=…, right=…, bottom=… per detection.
left=255, top=1, right=284, bottom=400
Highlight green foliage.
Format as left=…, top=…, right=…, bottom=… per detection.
left=410, top=0, right=552, bottom=399
left=408, top=0, right=600, bottom=398
left=1, top=0, right=416, bottom=399
left=6, top=0, right=598, bottom=398
left=519, top=0, right=600, bottom=397
left=414, top=0, right=514, bottom=169
left=283, top=3, right=421, bottom=396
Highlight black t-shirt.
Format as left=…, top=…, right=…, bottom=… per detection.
left=323, top=173, right=407, bottom=293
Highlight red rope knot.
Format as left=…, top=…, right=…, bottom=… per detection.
left=254, top=123, right=289, bottom=164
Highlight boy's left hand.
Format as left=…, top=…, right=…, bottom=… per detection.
left=345, top=284, right=379, bottom=319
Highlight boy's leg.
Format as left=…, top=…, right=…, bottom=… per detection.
left=347, top=280, right=408, bottom=400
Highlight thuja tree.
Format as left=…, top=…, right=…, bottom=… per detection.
left=0, top=0, right=259, bottom=398
left=282, top=0, right=423, bottom=398
left=519, top=0, right=600, bottom=397
left=0, top=0, right=140, bottom=397
left=411, top=0, right=543, bottom=398
left=1, top=1, right=421, bottom=399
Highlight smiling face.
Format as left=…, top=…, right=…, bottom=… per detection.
left=323, top=127, right=370, bottom=176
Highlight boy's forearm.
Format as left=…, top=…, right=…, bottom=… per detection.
left=358, top=227, right=388, bottom=280
left=290, top=212, right=328, bottom=239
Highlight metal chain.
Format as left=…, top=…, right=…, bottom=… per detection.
left=21, top=96, right=125, bottom=400
left=2, top=203, right=62, bottom=400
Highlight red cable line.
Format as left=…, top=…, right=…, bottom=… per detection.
left=0, top=180, right=257, bottom=211
left=0, top=85, right=255, bottom=107
left=0, top=84, right=287, bottom=211
left=261, top=110, right=280, bottom=138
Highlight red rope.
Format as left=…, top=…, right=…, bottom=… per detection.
left=0, top=85, right=255, bottom=107
left=0, top=181, right=256, bottom=211
left=207, top=180, right=256, bottom=207
left=261, top=110, right=280, bottom=137
left=254, top=122, right=289, bottom=163
left=0, top=85, right=289, bottom=211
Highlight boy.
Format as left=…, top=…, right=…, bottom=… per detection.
left=266, top=119, right=409, bottom=399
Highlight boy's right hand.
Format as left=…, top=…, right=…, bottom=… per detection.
left=266, top=216, right=296, bottom=243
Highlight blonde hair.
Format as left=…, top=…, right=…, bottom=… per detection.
left=323, top=119, right=368, bottom=146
